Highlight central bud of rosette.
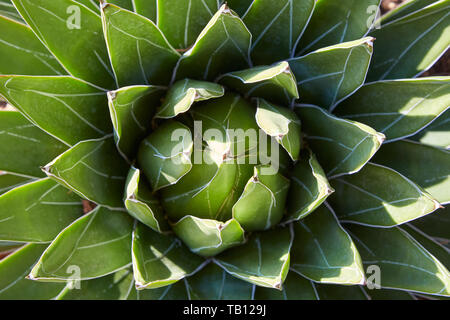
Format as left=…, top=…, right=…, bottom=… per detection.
left=127, top=77, right=302, bottom=257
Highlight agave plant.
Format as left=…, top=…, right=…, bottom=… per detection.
left=0, top=0, right=449, bottom=300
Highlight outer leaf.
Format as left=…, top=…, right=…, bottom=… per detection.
left=0, top=15, right=64, bottom=75
left=138, top=121, right=193, bottom=191
left=255, top=271, right=318, bottom=300
left=101, top=3, right=180, bottom=87
left=334, top=78, right=450, bottom=141
left=108, top=85, right=165, bottom=160
left=285, top=150, right=334, bottom=222
left=330, top=163, right=440, bottom=227
left=43, top=137, right=129, bottom=209
left=347, top=224, right=450, bottom=296
left=0, top=76, right=112, bottom=146
left=368, top=0, right=450, bottom=80
left=218, top=61, right=299, bottom=106
left=297, top=0, right=381, bottom=54
left=131, top=0, right=157, bottom=21
left=214, top=226, right=293, bottom=289
left=0, top=111, right=67, bottom=178
left=290, top=204, right=365, bottom=285
left=12, top=0, right=116, bottom=89
left=173, top=216, right=245, bottom=257
left=363, top=287, right=415, bottom=300
left=243, top=0, right=315, bottom=64
left=124, top=167, right=169, bottom=233
left=294, top=104, right=385, bottom=177
left=233, top=166, right=290, bottom=231
left=185, top=263, right=254, bottom=300
left=289, top=38, right=373, bottom=110
left=413, top=109, right=450, bottom=149
left=314, top=283, right=368, bottom=300
left=173, top=4, right=251, bottom=81
left=131, top=280, right=189, bottom=300
left=0, top=173, right=33, bottom=196
left=411, top=206, right=449, bottom=243
left=0, top=178, right=82, bottom=243
left=0, top=244, right=65, bottom=299
left=373, top=140, right=450, bottom=204
left=155, top=79, right=224, bottom=119
left=0, top=0, right=22, bottom=21
left=157, top=0, right=217, bottom=49
left=131, top=223, right=205, bottom=290
left=380, top=0, right=438, bottom=24
left=403, top=224, right=450, bottom=269
left=29, top=206, right=134, bottom=281
left=255, top=98, right=301, bottom=160
left=57, top=268, right=135, bottom=300
left=226, top=0, right=253, bottom=16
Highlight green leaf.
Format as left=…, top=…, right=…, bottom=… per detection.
left=214, top=226, right=293, bottom=289
left=185, top=263, right=254, bottom=300
left=243, top=0, right=315, bottom=64
left=314, top=283, right=368, bottom=300
left=0, top=15, right=64, bottom=75
left=294, top=104, right=385, bottom=177
left=330, top=163, right=440, bottom=227
left=290, top=203, right=365, bottom=285
left=155, top=79, right=224, bottom=119
left=131, top=280, right=189, bottom=300
left=124, top=167, right=169, bottom=233
left=0, top=0, right=23, bottom=21
left=0, top=111, right=68, bottom=178
left=160, top=149, right=238, bottom=221
left=138, top=121, right=193, bottom=191
left=0, top=76, right=112, bottom=146
left=380, top=0, right=438, bottom=24
left=101, top=3, right=180, bottom=87
left=297, top=0, right=381, bottom=54
left=29, top=206, right=134, bottom=281
left=410, top=206, right=449, bottom=243
left=57, top=268, right=135, bottom=300
left=289, top=38, right=374, bottom=110
left=226, top=0, right=252, bottom=16
left=334, top=78, right=450, bottom=141
left=368, top=0, right=450, bottom=81
left=255, top=271, right=318, bottom=300
left=373, top=140, right=450, bottom=204
left=255, top=98, right=301, bottom=160
left=0, top=244, right=66, bottom=299
left=12, top=0, right=116, bottom=89
left=285, top=150, right=334, bottom=222
left=403, top=224, right=450, bottom=269
left=132, top=0, right=157, bottom=21
left=173, top=4, right=251, bottom=81
left=108, top=0, right=133, bottom=10
left=43, top=137, right=129, bottom=209
left=0, top=173, right=33, bottom=196
left=157, top=0, right=217, bottom=49
left=233, top=166, right=290, bottom=232
left=131, top=222, right=205, bottom=289
left=218, top=61, right=299, bottom=106
left=346, top=223, right=450, bottom=296
left=173, top=216, right=245, bottom=257
left=363, top=287, right=415, bottom=300
left=413, top=109, right=450, bottom=149
left=108, top=85, right=165, bottom=160
left=0, top=178, right=82, bottom=242
left=73, top=0, right=99, bottom=12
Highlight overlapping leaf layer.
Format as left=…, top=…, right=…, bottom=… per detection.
left=0, top=0, right=449, bottom=300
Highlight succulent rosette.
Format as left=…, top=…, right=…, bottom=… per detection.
left=0, top=0, right=449, bottom=300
